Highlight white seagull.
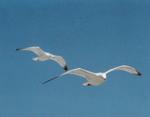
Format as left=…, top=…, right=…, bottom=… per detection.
left=16, top=46, right=68, bottom=71
left=42, top=65, right=142, bottom=86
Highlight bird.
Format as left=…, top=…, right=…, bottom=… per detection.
left=42, top=65, right=142, bottom=86
left=16, top=46, right=68, bottom=71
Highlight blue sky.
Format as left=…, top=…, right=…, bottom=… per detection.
left=0, top=0, right=150, bottom=117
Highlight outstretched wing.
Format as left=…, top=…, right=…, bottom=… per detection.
left=16, top=46, right=47, bottom=56
left=105, top=65, right=142, bottom=76
left=42, top=68, right=96, bottom=84
left=63, top=68, right=95, bottom=79
left=52, top=55, right=68, bottom=70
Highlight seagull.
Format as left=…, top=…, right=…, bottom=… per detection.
left=16, top=46, right=68, bottom=71
left=42, top=65, right=142, bottom=86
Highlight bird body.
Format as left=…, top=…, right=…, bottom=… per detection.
left=82, top=74, right=106, bottom=86
left=32, top=52, right=53, bottom=61
left=42, top=65, right=142, bottom=86
left=16, top=46, right=68, bottom=71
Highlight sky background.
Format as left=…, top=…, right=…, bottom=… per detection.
left=0, top=0, right=150, bottom=117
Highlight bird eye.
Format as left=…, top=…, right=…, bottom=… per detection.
left=87, top=83, right=92, bottom=86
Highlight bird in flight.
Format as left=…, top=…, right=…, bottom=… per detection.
left=42, top=65, right=142, bottom=86
left=16, top=46, right=68, bottom=71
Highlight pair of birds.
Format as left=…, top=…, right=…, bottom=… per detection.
left=16, top=46, right=142, bottom=87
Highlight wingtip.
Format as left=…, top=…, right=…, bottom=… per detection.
left=41, top=81, right=48, bottom=85
left=42, top=79, right=51, bottom=85
left=64, top=65, right=68, bottom=71
left=42, top=76, right=60, bottom=85
left=16, top=48, right=22, bottom=51
left=137, top=72, right=142, bottom=76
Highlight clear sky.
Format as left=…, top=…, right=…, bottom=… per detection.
left=0, top=0, right=150, bottom=117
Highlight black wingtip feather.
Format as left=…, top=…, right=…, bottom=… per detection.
left=137, top=71, right=142, bottom=76
left=64, top=65, right=68, bottom=71
left=42, top=76, right=60, bottom=85
left=16, top=48, right=22, bottom=51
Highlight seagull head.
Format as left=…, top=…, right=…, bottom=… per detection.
left=83, top=82, right=93, bottom=86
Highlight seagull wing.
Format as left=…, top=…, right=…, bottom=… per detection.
left=16, top=46, right=48, bottom=56
left=63, top=68, right=96, bottom=79
left=52, top=55, right=68, bottom=69
left=42, top=68, right=96, bottom=84
left=105, top=65, right=142, bottom=76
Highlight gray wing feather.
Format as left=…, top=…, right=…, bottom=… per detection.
left=62, top=68, right=96, bottom=80
left=52, top=55, right=67, bottom=67
left=105, top=65, right=142, bottom=76
left=42, top=68, right=96, bottom=84
left=19, top=46, right=46, bottom=56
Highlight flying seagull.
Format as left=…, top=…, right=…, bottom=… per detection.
left=42, top=65, right=142, bottom=86
left=16, top=46, right=68, bottom=71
